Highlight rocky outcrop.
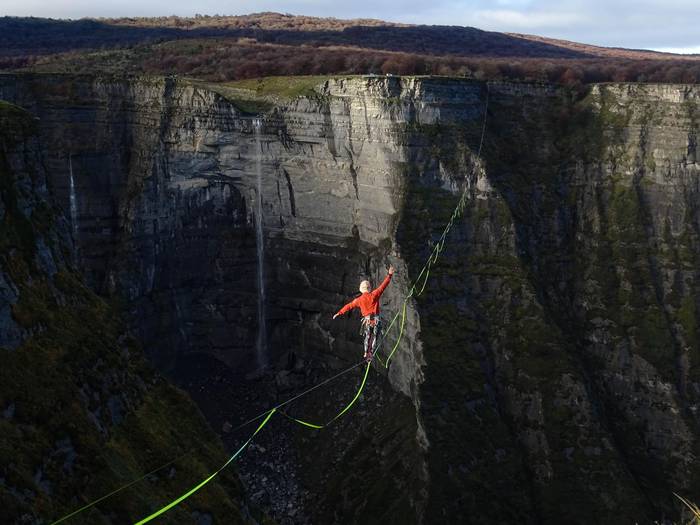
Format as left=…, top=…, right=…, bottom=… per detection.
left=2, top=73, right=700, bottom=524
left=0, top=100, right=251, bottom=524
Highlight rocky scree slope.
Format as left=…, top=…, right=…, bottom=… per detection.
left=1, top=74, right=700, bottom=524
left=0, top=100, right=253, bottom=524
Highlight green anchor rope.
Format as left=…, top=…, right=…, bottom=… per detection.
left=280, top=361, right=372, bottom=429
left=134, top=409, right=276, bottom=524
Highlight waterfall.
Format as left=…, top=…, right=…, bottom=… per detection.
left=253, top=118, right=267, bottom=369
left=68, top=154, right=79, bottom=241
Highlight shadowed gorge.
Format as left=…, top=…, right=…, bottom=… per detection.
left=1, top=73, right=700, bottom=524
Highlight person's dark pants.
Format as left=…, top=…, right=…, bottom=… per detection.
left=362, top=316, right=381, bottom=358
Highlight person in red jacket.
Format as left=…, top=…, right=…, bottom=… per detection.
left=333, top=266, right=395, bottom=361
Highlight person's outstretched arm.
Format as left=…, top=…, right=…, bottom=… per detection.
left=333, top=297, right=359, bottom=319
left=372, top=266, right=395, bottom=298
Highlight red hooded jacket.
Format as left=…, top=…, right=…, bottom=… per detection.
left=335, top=273, right=392, bottom=318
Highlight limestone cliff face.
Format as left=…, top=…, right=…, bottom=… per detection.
left=2, top=74, right=700, bottom=524
left=0, top=73, right=431, bottom=524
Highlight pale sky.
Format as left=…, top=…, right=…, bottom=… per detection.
left=1, top=0, right=699, bottom=53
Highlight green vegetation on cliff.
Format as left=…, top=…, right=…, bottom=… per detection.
left=187, top=75, right=337, bottom=114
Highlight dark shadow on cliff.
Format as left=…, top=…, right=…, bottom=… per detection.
left=480, top=83, right=700, bottom=521
left=393, top=83, right=543, bottom=523
left=391, top=80, right=700, bottom=523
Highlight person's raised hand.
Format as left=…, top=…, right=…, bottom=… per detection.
left=333, top=313, right=339, bottom=320
left=388, top=265, right=395, bottom=275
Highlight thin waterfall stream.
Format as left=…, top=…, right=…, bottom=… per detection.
left=68, top=154, right=79, bottom=242
left=253, top=118, right=267, bottom=369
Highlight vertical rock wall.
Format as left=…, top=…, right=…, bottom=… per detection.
left=2, top=74, right=700, bottom=523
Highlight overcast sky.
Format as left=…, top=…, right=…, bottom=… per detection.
left=2, top=0, right=699, bottom=53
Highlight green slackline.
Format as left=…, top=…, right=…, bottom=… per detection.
left=281, top=361, right=372, bottom=429
left=49, top=450, right=194, bottom=525
left=133, top=409, right=276, bottom=524
left=375, top=86, right=489, bottom=369
left=49, top=360, right=364, bottom=524
left=48, top=83, right=490, bottom=525
left=381, top=220, right=452, bottom=367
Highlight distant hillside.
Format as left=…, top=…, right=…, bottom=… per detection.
left=508, top=32, right=700, bottom=61
left=2, top=13, right=700, bottom=85
left=103, top=13, right=700, bottom=61
left=0, top=14, right=589, bottom=59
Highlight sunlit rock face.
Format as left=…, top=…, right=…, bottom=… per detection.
left=2, top=73, right=700, bottom=524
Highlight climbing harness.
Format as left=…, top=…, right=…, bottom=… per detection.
left=49, top=83, right=490, bottom=525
